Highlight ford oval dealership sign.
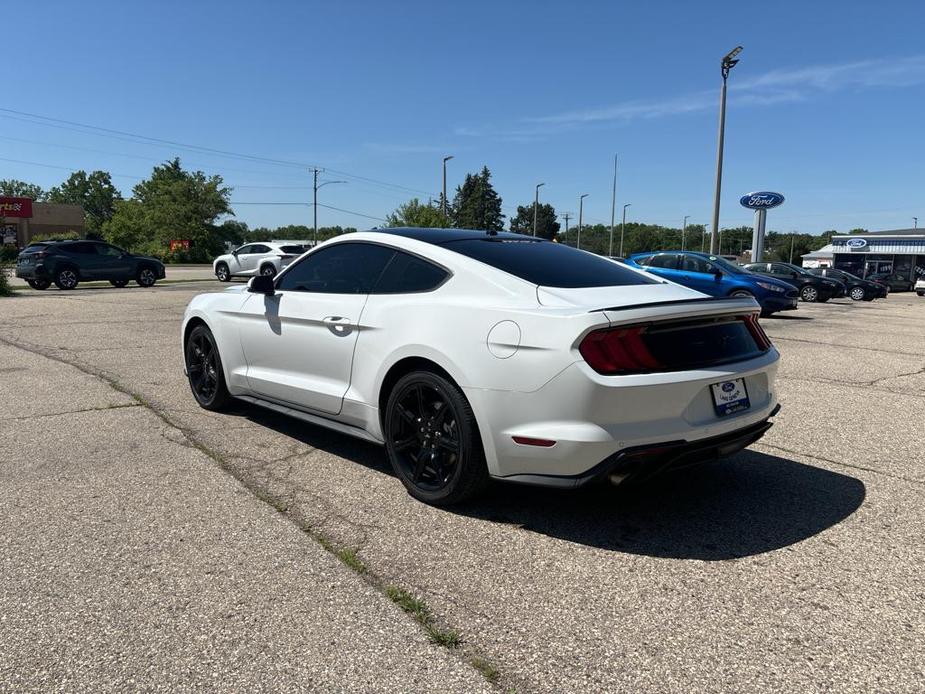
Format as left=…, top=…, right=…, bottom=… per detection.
left=845, top=237, right=868, bottom=249
left=740, top=192, right=785, bottom=209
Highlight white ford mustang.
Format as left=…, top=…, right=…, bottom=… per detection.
left=182, top=229, right=780, bottom=505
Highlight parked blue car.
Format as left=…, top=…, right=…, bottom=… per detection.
left=626, top=251, right=799, bottom=316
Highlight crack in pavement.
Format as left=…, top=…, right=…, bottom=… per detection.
left=757, top=442, right=925, bottom=488
left=771, top=334, right=925, bottom=358
left=4, top=403, right=142, bottom=422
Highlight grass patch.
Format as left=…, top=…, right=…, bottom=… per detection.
left=336, top=547, right=368, bottom=575
left=386, top=585, right=461, bottom=648
left=470, top=656, right=501, bottom=683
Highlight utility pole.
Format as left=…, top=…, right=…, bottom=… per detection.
left=312, top=169, right=346, bottom=245
left=914, top=216, right=918, bottom=229
left=710, top=46, right=743, bottom=254
left=578, top=194, right=589, bottom=249
left=562, top=212, right=571, bottom=240
left=681, top=215, right=690, bottom=251
left=789, top=233, right=795, bottom=264
left=702, top=224, right=707, bottom=252
left=620, top=203, right=631, bottom=256
left=609, top=154, right=618, bottom=256
left=533, top=182, right=545, bottom=236
left=442, top=155, right=454, bottom=218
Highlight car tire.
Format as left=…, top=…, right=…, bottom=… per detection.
left=26, top=279, right=50, bottom=290
left=185, top=324, right=232, bottom=411
left=53, top=267, right=79, bottom=290
left=259, top=264, right=277, bottom=278
left=800, top=285, right=819, bottom=302
left=729, top=289, right=754, bottom=298
left=110, top=279, right=129, bottom=288
left=384, top=370, right=489, bottom=506
left=917, top=291, right=925, bottom=297
left=136, top=266, right=157, bottom=288
left=849, top=286, right=866, bottom=301
left=215, top=262, right=231, bottom=282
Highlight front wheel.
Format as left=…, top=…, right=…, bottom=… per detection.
left=136, top=266, right=157, bottom=287
left=384, top=371, right=489, bottom=506
left=215, top=262, right=231, bottom=282
left=917, top=291, right=925, bottom=297
left=849, top=286, right=866, bottom=301
left=27, top=279, right=50, bottom=290
left=185, top=325, right=232, bottom=411
left=800, top=285, right=819, bottom=302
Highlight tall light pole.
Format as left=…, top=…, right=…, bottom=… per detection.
left=710, top=46, right=743, bottom=254
left=914, top=216, right=918, bottom=229
left=577, top=194, right=589, bottom=249
left=620, top=203, right=631, bottom=256
left=609, top=154, right=618, bottom=256
left=681, top=214, right=690, bottom=251
left=442, top=155, right=454, bottom=219
left=702, top=223, right=708, bottom=252
left=533, top=182, right=545, bottom=236
left=312, top=169, right=346, bottom=245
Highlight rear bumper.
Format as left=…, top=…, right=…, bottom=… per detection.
left=14, top=263, right=47, bottom=279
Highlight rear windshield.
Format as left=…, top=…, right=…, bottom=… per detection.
left=279, top=245, right=305, bottom=254
left=444, top=238, right=658, bottom=288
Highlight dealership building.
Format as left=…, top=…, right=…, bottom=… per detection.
left=802, top=228, right=925, bottom=290
left=1, top=197, right=85, bottom=247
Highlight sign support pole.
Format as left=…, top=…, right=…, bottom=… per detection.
left=751, top=208, right=767, bottom=263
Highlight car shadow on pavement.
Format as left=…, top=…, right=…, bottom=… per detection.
left=459, top=450, right=865, bottom=560
left=234, top=406, right=865, bottom=561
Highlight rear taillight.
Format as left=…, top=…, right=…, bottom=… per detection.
left=32, top=251, right=48, bottom=259
left=579, top=326, right=664, bottom=375
left=743, top=314, right=772, bottom=351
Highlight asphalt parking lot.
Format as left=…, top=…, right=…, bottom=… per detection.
left=1, top=282, right=923, bottom=692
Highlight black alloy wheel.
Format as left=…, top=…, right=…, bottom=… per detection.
left=26, top=279, right=50, bottom=290
left=384, top=371, right=489, bottom=505
left=216, top=263, right=231, bottom=282
left=54, top=267, right=79, bottom=290
left=137, top=266, right=157, bottom=287
left=260, top=264, right=277, bottom=277
left=110, top=279, right=129, bottom=288
left=185, top=325, right=231, bottom=410
left=800, top=285, right=819, bottom=302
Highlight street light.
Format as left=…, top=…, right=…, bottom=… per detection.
left=914, top=216, right=918, bottom=229
left=312, top=169, right=347, bottom=245
left=609, top=154, right=618, bottom=256
left=442, top=155, right=454, bottom=218
left=577, top=194, right=589, bottom=249
left=681, top=214, right=690, bottom=251
left=620, top=203, right=631, bottom=256
left=710, top=45, right=743, bottom=254
left=702, top=223, right=708, bottom=252
left=533, top=182, right=545, bottom=236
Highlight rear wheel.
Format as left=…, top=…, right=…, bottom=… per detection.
left=800, top=285, right=819, bottom=302
left=110, top=279, right=129, bottom=288
left=136, top=266, right=157, bottom=287
left=849, top=286, right=865, bottom=301
left=384, top=370, right=489, bottom=506
left=215, top=262, right=231, bottom=282
left=54, top=267, right=79, bottom=290
left=185, top=325, right=232, bottom=411
left=917, top=291, right=925, bottom=297
left=26, top=279, right=50, bottom=290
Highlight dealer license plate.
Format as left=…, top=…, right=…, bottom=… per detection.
left=710, top=378, right=750, bottom=417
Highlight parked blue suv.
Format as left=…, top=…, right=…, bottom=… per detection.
left=626, top=251, right=799, bottom=316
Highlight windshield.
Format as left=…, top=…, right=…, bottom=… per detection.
left=709, top=256, right=746, bottom=274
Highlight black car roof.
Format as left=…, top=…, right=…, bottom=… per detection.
left=371, top=227, right=543, bottom=245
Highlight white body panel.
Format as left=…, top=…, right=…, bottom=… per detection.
left=184, top=232, right=780, bottom=483
left=212, top=242, right=304, bottom=279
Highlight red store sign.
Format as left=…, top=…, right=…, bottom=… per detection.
left=0, top=197, right=33, bottom=218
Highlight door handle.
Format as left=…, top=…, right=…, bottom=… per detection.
left=322, top=316, right=353, bottom=335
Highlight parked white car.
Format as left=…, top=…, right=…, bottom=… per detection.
left=915, top=278, right=925, bottom=296
left=183, top=229, right=780, bottom=505
left=213, top=242, right=306, bottom=281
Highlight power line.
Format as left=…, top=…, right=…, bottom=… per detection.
left=0, top=156, right=142, bottom=180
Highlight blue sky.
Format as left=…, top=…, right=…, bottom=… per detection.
left=4, top=0, right=924, bottom=234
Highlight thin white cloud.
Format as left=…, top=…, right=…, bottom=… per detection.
left=459, top=55, right=925, bottom=140
left=364, top=143, right=452, bottom=155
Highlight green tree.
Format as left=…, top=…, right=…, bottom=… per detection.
left=103, top=158, right=232, bottom=262
left=0, top=179, right=45, bottom=200
left=386, top=198, right=450, bottom=228
left=510, top=202, right=560, bottom=240
left=46, top=170, right=121, bottom=234
left=452, top=166, right=504, bottom=231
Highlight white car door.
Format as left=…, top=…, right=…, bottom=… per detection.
left=237, top=241, right=396, bottom=415
left=239, top=243, right=271, bottom=275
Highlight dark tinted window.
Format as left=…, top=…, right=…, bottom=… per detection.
left=444, top=239, right=658, bottom=288
left=236, top=244, right=254, bottom=254
left=646, top=253, right=680, bottom=269
left=250, top=244, right=271, bottom=254
left=680, top=255, right=714, bottom=273
left=278, top=245, right=305, bottom=254
left=278, top=242, right=395, bottom=294
left=373, top=251, right=449, bottom=293
left=94, top=244, right=123, bottom=257
left=63, top=242, right=96, bottom=254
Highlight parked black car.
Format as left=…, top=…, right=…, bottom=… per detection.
left=15, top=240, right=166, bottom=290
left=743, top=261, right=842, bottom=303
left=806, top=267, right=880, bottom=301
left=864, top=272, right=892, bottom=298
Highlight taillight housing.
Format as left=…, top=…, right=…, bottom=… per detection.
left=579, top=313, right=771, bottom=376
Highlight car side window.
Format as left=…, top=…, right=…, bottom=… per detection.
left=236, top=245, right=254, bottom=255
left=680, top=255, right=713, bottom=273
left=770, top=264, right=792, bottom=276
left=251, top=244, right=271, bottom=254
left=372, top=251, right=449, bottom=294
left=66, top=242, right=96, bottom=254
left=277, top=242, right=396, bottom=294
left=646, top=254, right=679, bottom=269
left=95, top=244, right=122, bottom=257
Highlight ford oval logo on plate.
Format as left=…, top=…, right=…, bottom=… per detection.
left=845, top=237, right=868, bottom=249
left=740, top=191, right=785, bottom=209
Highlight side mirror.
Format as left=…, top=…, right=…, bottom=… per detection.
left=248, top=275, right=275, bottom=296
